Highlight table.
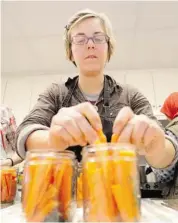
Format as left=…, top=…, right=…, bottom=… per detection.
left=1, top=199, right=178, bottom=222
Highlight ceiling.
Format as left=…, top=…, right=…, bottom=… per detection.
left=1, top=1, right=178, bottom=76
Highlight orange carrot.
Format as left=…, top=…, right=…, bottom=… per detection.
left=83, top=161, right=98, bottom=207
left=1, top=174, right=7, bottom=202
left=36, top=184, right=58, bottom=211
left=23, top=164, right=37, bottom=219
left=28, top=201, right=58, bottom=222
left=111, top=134, right=119, bottom=143
left=54, top=162, right=66, bottom=189
left=58, top=160, right=73, bottom=220
left=94, top=129, right=107, bottom=144
left=95, top=149, right=118, bottom=216
left=77, top=173, right=83, bottom=207
left=112, top=150, right=140, bottom=222
left=98, top=129, right=107, bottom=143
left=112, top=183, right=139, bottom=222
left=112, top=149, right=136, bottom=184
left=4, top=174, right=10, bottom=200
left=24, top=161, right=53, bottom=219
left=87, top=167, right=117, bottom=222
left=35, top=163, right=54, bottom=206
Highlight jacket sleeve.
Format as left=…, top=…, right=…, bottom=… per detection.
left=15, top=83, right=61, bottom=159
left=129, top=85, right=161, bottom=126
left=129, top=86, right=178, bottom=183
left=153, top=130, right=178, bottom=183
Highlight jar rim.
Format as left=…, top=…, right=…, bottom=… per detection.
left=0, top=166, right=17, bottom=172
left=26, top=149, right=76, bottom=159
left=82, top=142, right=136, bottom=153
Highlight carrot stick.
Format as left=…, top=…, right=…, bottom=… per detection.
left=37, top=184, right=58, bottom=211
left=54, top=162, right=66, bottom=189
left=34, top=163, right=54, bottom=206
left=8, top=173, right=16, bottom=202
left=98, top=129, right=107, bottom=143
left=4, top=174, right=10, bottom=200
left=23, top=164, right=37, bottom=219
left=77, top=173, right=83, bottom=194
left=58, top=160, right=73, bottom=220
left=111, top=134, right=119, bottom=143
left=83, top=161, right=98, bottom=206
left=95, top=150, right=118, bottom=220
left=24, top=162, right=53, bottom=220
left=112, top=183, right=139, bottom=222
left=94, top=130, right=107, bottom=144
left=28, top=201, right=58, bottom=222
left=1, top=174, right=7, bottom=202
left=86, top=167, right=117, bottom=222
left=111, top=184, right=125, bottom=220
left=9, top=179, right=16, bottom=202
left=77, top=173, right=83, bottom=207
left=112, top=150, right=140, bottom=222
left=112, top=149, right=136, bottom=184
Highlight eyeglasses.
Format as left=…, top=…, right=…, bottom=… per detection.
left=71, top=34, right=109, bottom=45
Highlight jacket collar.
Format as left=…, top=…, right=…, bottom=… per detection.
left=65, top=74, right=123, bottom=95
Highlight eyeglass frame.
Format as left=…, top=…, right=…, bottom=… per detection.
left=70, top=34, right=110, bottom=45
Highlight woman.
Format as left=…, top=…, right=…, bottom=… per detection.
left=16, top=9, right=178, bottom=183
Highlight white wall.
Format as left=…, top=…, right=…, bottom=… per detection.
left=1, top=68, right=178, bottom=126
left=2, top=1, right=178, bottom=75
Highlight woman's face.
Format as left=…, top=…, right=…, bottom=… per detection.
left=70, top=18, right=109, bottom=76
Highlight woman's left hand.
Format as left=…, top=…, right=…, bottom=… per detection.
left=113, top=107, right=165, bottom=157
left=0, top=159, right=12, bottom=167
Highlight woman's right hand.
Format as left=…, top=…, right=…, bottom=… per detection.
left=48, top=102, right=102, bottom=150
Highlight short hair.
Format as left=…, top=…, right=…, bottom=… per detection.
left=64, top=9, right=115, bottom=66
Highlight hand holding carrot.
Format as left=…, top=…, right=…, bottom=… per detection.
left=112, top=107, right=165, bottom=157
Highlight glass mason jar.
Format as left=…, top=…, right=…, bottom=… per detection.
left=22, top=150, right=77, bottom=222
left=77, top=162, right=83, bottom=208
left=82, top=143, right=141, bottom=222
left=0, top=166, right=17, bottom=205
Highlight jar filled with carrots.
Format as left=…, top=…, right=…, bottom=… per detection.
left=0, top=166, right=17, bottom=205
left=22, top=150, right=77, bottom=222
left=82, top=143, right=141, bottom=222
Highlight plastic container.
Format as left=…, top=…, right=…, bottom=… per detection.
left=22, top=150, right=77, bottom=222
left=0, top=166, right=17, bottom=205
left=82, top=143, right=141, bottom=222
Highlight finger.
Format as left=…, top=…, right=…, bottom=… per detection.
left=58, top=116, right=86, bottom=146
left=117, top=122, right=134, bottom=143
left=54, top=109, right=97, bottom=145
left=75, top=114, right=98, bottom=144
left=113, top=107, right=134, bottom=135
left=60, top=111, right=98, bottom=144
left=49, top=125, right=76, bottom=149
left=75, top=102, right=102, bottom=131
left=143, top=121, right=164, bottom=155
left=130, top=116, right=149, bottom=153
